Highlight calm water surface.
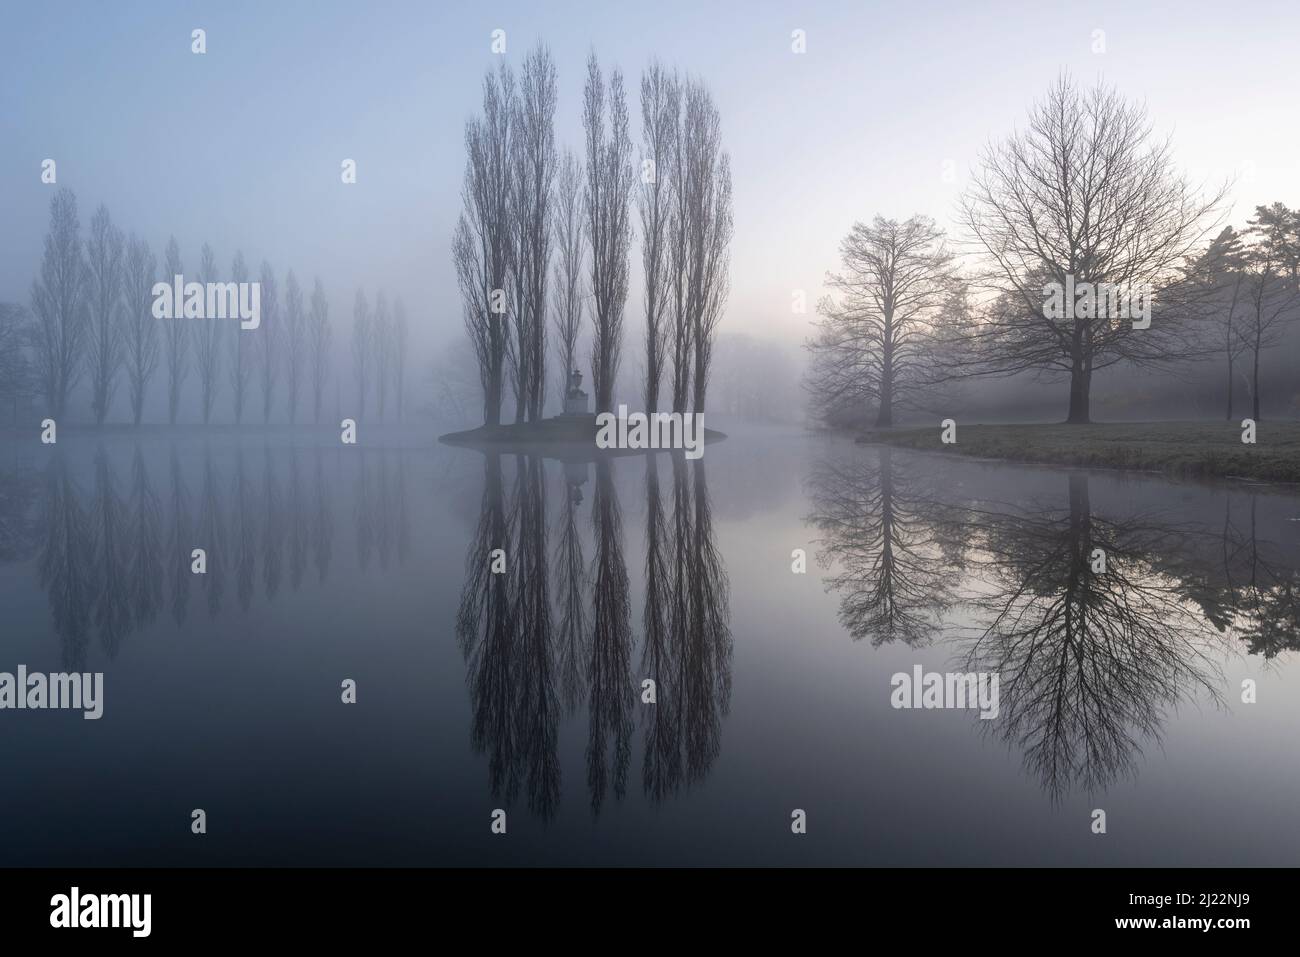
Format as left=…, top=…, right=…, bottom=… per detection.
left=0, top=424, right=1297, bottom=865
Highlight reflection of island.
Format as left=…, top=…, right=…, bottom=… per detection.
left=808, top=450, right=1300, bottom=799
left=455, top=450, right=732, bottom=819
left=7, top=445, right=359, bottom=666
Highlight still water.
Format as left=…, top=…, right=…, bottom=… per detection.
left=0, top=424, right=1297, bottom=865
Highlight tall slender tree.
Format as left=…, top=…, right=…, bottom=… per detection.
left=284, top=269, right=306, bottom=424
left=509, top=43, right=558, bottom=422
left=29, top=189, right=87, bottom=419
left=551, top=149, right=586, bottom=404
left=257, top=261, right=279, bottom=424
left=393, top=297, right=408, bottom=423
left=122, top=234, right=159, bottom=426
left=454, top=62, right=516, bottom=428
left=308, top=277, right=332, bottom=425
left=84, top=204, right=125, bottom=426
left=228, top=251, right=253, bottom=424
left=373, top=290, right=391, bottom=422
left=638, top=62, right=675, bottom=413
left=194, top=242, right=222, bottom=424
left=161, top=237, right=188, bottom=424
left=583, top=52, right=634, bottom=414
left=351, top=289, right=372, bottom=421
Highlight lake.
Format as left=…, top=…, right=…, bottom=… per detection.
left=0, top=423, right=1297, bottom=866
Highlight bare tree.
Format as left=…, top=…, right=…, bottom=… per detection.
left=351, top=288, right=372, bottom=420
left=551, top=150, right=586, bottom=405
left=194, top=242, right=222, bottom=424
left=959, top=75, right=1225, bottom=423
left=808, top=216, right=956, bottom=427
left=373, top=290, right=391, bottom=422
left=257, top=261, right=279, bottom=424
left=1239, top=203, right=1300, bottom=421
left=161, top=236, right=188, bottom=424
left=122, top=234, right=159, bottom=426
left=583, top=52, right=634, bottom=415
left=84, top=204, right=125, bottom=426
left=509, top=43, right=558, bottom=423
left=0, top=303, right=33, bottom=404
left=455, top=63, right=516, bottom=428
left=308, top=277, right=332, bottom=425
left=393, top=297, right=408, bottom=422
left=665, top=77, right=732, bottom=413
left=638, top=62, right=674, bottom=413
left=29, top=189, right=87, bottom=419
left=284, top=269, right=306, bottom=424
left=228, top=251, right=253, bottom=424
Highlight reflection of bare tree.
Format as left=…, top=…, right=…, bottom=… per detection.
left=261, top=447, right=285, bottom=599
left=233, top=448, right=256, bottom=613
left=962, top=474, right=1225, bottom=800
left=168, top=448, right=191, bottom=627
left=354, top=449, right=374, bottom=571
left=640, top=457, right=680, bottom=800
left=311, top=447, right=333, bottom=584
left=91, top=447, right=131, bottom=655
left=197, top=448, right=226, bottom=617
left=587, top=457, right=633, bottom=814
left=807, top=446, right=956, bottom=647
left=38, top=454, right=95, bottom=669
left=1222, top=497, right=1300, bottom=658
left=0, top=464, right=39, bottom=563
left=553, top=464, right=590, bottom=714
left=457, top=452, right=524, bottom=807
left=288, top=450, right=308, bottom=590
left=127, top=447, right=162, bottom=628
left=512, top=454, right=560, bottom=818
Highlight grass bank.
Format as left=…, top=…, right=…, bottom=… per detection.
left=856, top=421, right=1300, bottom=484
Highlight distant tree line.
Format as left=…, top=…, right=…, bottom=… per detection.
left=2, top=188, right=414, bottom=427
left=453, top=43, right=733, bottom=426
left=806, top=75, right=1300, bottom=427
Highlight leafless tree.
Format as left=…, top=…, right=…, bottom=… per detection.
left=583, top=52, right=634, bottom=414
left=283, top=269, right=306, bottom=424
left=257, top=261, right=279, bottom=424
left=1184, top=227, right=1249, bottom=420
left=665, top=77, right=732, bottom=413
left=84, top=204, right=125, bottom=426
left=638, top=62, right=675, bottom=413
left=29, top=189, right=87, bottom=419
left=807, top=216, right=956, bottom=427
left=228, top=251, right=253, bottom=424
left=308, top=276, right=332, bottom=425
left=551, top=149, right=586, bottom=404
left=0, top=303, right=32, bottom=402
left=509, top=43, right=558, bottom=423
left=373, top=290, right=391, bottom=422
left=455, top=63, right=516, bottom=428
left=351, top=288, right=372, bottom=420
left=194, top=242, right=222, bottom=424
left=161, top=236, right=188, bottom=424
left=122, top=234, right=159, bottom=426
left=393, top=297, right=408, bottom=422
left=958, top=75, right=1225, bottom=423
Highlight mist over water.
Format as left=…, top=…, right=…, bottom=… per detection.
left=0, top=425, right=1296, bottom=865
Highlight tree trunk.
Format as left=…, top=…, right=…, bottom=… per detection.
left=1252, top=341, right=1261, bottom=421
left=875, top=337, right=893, bottom=427
left=1065, top=353, right=1092, bottom=424
left=1225, top=354, right=1233, bottom=421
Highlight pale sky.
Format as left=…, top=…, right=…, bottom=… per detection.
left=2, top=0, right=1296, bottom=359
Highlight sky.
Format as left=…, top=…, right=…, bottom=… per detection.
left=2, top=0, right=1298, bottom=364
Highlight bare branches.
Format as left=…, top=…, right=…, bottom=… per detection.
left=550, top=150, right=586, bottom=404
left=584, top=52, right=634, bottom=414
left=122, top=234, right=158, bottom=426
left=84, top=204, right=125, bottom=426
left=30, top=189, right=87, bottom=418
